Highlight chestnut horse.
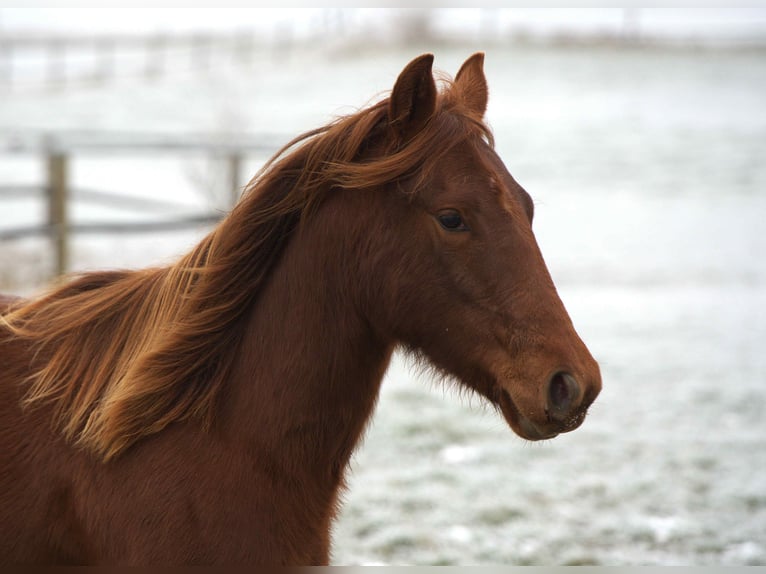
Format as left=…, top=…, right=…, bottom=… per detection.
left=0, top=53, right=601, bottom=565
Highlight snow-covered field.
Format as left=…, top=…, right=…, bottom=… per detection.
left=1, top=40, right=765, bottom=565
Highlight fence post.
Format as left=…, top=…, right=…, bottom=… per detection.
left=145, top=34, right=166, bottom=80
left=47, top=152, right=69, bottom=278
left=47, top=38, right=66, bottom=89
left=95, top=37, right=115, bottom=85
left=236, top=31, right=254, bottom=66
left=193, top=34, right=213, bottom=72
left=0, top=40, right=11, bottom=88
left=228, top=153, right=243, bottom=208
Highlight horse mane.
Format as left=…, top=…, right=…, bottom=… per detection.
left=0, top=77, right=493, bottom=461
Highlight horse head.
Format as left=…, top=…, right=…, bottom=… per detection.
left=348, top=53, right=602, bottom=440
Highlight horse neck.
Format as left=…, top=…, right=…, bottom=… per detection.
left=219, top=207, right=394, bottom=485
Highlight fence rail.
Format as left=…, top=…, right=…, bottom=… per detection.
left=0, top=129, right=286, bottom=154
left=0, top=30, right=269, bottom=90
left=0, top=130, right=285, bottom=278
left=0, top=184, right=205, bottom=212
left=0, top=214, right=223, bottom=242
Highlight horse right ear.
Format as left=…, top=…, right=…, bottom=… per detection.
left=454, top=52, right=488, bottom=119
left=388, top=53, right=437, bottom=143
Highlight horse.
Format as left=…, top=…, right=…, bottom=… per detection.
left=0, top=53, right=601, bottom=565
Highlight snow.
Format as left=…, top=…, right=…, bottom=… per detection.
left=1, top=34, right=765, bottom=565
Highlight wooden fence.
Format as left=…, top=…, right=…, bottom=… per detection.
left=0, top=130, right=285, bottom=278
left=0, top=30, right=271, bottom=90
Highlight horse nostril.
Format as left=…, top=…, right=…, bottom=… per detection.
left=547, top=371, right=580, bottom=420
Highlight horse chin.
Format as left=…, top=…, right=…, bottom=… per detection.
left=497, top=389, right=559, bottom=442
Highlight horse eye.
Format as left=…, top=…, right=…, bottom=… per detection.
left=437, top=211, right=467, bottom=231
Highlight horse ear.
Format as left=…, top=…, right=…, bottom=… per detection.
left=454, top=52, right=488, bottom=119
left=389, top=53, right=437, bottom=142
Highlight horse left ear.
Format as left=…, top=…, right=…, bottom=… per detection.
left=389, top=53, right=437, bottom=142
left=454, top=52, right=488, bottom=119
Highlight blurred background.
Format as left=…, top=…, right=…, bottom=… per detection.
left=1, top=7, right=765, bottom=565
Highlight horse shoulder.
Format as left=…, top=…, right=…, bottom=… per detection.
left=0, top=341, right=89, bottom=562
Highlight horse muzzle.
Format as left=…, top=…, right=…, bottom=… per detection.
left=497, top=369, right=600, bottom=441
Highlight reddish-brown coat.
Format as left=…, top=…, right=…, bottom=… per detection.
left=0, top=53, right=600, bottom=565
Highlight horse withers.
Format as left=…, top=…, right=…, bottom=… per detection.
left=0, top=53, right=601, bottom=564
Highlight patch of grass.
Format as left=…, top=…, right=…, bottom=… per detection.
left=401, top=498, right=435, bottom=513
left=476, top=506, right=526, bottom=526
left=743, top=495, right=766, bottom=512
left=563, top=555, right=601, bottom=566
left=693, top=456, right=717, bottom=471
left=377, top=535, right=420, bottom=558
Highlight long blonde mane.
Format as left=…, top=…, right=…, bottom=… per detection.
left=1, top=81, right=492, bottom=461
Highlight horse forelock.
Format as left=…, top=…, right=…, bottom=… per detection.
left=1, top=77, right=492, bottom=461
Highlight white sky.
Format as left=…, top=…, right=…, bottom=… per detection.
left=1, top=8, right=765, bottom=42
